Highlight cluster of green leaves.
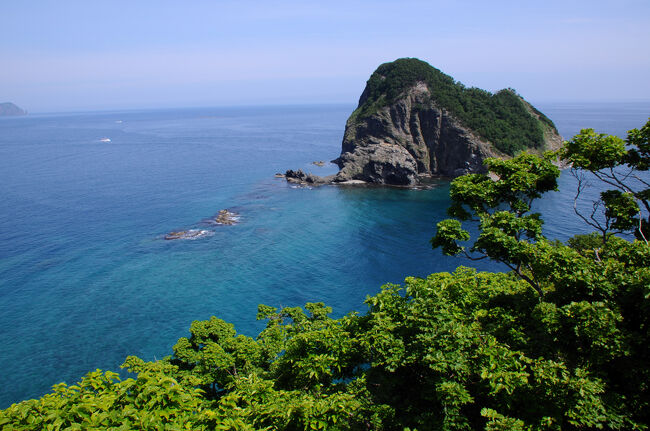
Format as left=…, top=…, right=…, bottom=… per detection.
left=2, top=121, right=649, bottom=430
left=428, top=121, right=650, bottom=428
left=561, top=119, right=650, bottom=241
left=0, top=369, right=206, bottom=430
left=431, top=119, right=649, bottom=282
left=354, top=58, right=556, bottom=155
left=431, top=151, right=561, bottom=293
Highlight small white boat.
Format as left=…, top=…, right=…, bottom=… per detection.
left=99, top=138, right=111, bottom=142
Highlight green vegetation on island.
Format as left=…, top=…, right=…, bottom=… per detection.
left=1, top=120, right=649, bottom=430
left=354, top=58, right=556, bottom=155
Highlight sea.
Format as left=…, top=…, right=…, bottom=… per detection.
left=0, top=102, right=648, bottom=407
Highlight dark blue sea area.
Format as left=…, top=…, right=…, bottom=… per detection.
left=0, top=102, right=648, bottom=407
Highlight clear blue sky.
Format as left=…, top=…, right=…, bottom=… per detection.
left=2, top=0, right=649, bottom=112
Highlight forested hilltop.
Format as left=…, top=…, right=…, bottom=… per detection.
left=327, top=59, right=563, bottom=185
left=2, top=120, right=649, bottom=430
left=355, top=58, right=556, bottom=155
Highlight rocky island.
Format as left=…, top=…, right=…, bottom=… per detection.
left=0, top=102, right=27, bottom=116
left=286, top=58, right=562, bottom=186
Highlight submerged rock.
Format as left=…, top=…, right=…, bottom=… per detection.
left=312, top=161, right=326, bottom=166
left=165, top=229, right=211, bottom=240
left=164, top=209, right=239, bottom=240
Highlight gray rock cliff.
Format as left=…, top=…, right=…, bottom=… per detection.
left=333, top=82, right=502, bottom=184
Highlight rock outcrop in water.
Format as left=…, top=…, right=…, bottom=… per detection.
left=285, top=169, right=334, bottom=185
left=165, top=209, right=240, bottom=240
left=0, top=102, right=27, bottom=116
left=214, top=209, right=239, bottom=225
left=286, top=58, right=562, bottom=186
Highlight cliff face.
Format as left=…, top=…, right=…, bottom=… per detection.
left=0, top=102, right=27, bottom=116
left=331, top=59, right=562, bottom=185
left=334, top=83, right=501, bottom=184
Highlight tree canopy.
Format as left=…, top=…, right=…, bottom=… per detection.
left=2, top=120, right=649, bottom=430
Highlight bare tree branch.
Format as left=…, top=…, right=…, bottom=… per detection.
left=638, top=217, right=649, bottom=245
left=572, top=170, right=607, bottom=239
left=461, top=250, right=488, bottom=261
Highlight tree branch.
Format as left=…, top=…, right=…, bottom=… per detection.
left=461, top=250, right=488, bottom=261
left=502, top=260, right=542, bottom=297
left=572, top=170, right=608, bottom=240
left=638, top=217, right=649, bottom=245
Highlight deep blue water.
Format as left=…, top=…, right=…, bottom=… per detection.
left=0, top=102, right=648, bottom=407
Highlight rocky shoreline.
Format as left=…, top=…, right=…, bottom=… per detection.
left=278, top=168, right=440, bottom=189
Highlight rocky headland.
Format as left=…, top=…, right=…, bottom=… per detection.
left=285, top=58, right=562, bottom=186
left=0, top=102, right=27, bottom=116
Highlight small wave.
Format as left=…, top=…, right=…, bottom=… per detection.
left=164, top=229, right=213, bottom=240
left=215, top=217, right=241, bottom=224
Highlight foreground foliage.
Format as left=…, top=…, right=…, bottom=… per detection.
left=2, top=121, right=649, bottom=430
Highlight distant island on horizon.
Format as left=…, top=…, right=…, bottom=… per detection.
left=0, top=102, right=27, bottom=116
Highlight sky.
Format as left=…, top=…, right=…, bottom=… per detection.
left=1, top=0, right=649, bottom=112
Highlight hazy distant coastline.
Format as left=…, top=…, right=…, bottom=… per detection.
left=0, top=102, right=27, bottom=116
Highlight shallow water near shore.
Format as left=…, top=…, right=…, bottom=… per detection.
left=1, top=102, right=649, bottom=407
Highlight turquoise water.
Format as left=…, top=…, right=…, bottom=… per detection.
left=1, top=103, right=648, bottom=407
